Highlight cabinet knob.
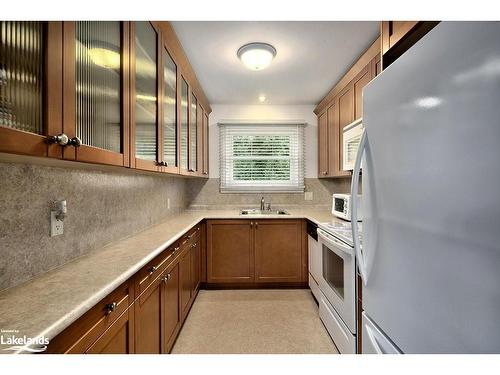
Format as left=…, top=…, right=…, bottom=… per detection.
left=188, top=168, right=195, bottom=172
left=192, top=242, right=198, bottom=248
left=47, top=133, right=70, bottom=146
left=148, top=266, right=157, bottom=274
left=322, top=171, right=328, bottom=175
left=69, top=136, right=82, bottom=148
left=250, top=222, right=253, bottom=227
left=173, top=246, right=180, bottom=252
left=104, top=302, right=117, bottom=315
left=162, top=273, right=171, bottom=283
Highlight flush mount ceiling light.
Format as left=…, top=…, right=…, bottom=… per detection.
left=237, top=42, right=277, bottom=71
left=258, top=95, right=266, bottom=103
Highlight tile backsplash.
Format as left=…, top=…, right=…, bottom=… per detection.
left=0, top=162, right=188, bottom=291
left=0, top=159, right=354, bottom=291
left=186, top=178, right=352, bottom=209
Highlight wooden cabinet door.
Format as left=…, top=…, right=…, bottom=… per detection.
left=381, top=21, right=419, bottom=54
left=338, top=84, right=355, bottom=174
left=191, top=238, right=201, bottom=293
left=207, top=220, right=254, bottom=283
left=254, top=220, right=303, bottom=283
left=162, top=262, right=180, bottom=353
left=202, top=111, right=209, bottom=177
left=134, top=273, right=163, bottom=353
left=86, top=306, right=135, bottom=354
left=326, top=102, right=341, bottom=176
left=373, top=54, right=382, bottom=77
left=353, top=66, right=372, bottom=120
left=179, top=248, right=192, bottom=316
left=317, top=111, right=329, bottom=177
left=0, top=22, right=63, bottom=159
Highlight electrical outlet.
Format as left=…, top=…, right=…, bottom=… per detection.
left=167, top=198, right=171, bottom=210
left=304, top=192, right=313, bottom=201
left=50, top=211, right=64, bottom=236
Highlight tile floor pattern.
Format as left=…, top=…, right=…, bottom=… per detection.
left=171, top=289, right=338, bottom=354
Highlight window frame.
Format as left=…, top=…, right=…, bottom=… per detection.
left=219, top=121, right=306, bottom=193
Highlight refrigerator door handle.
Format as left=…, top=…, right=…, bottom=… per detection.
left=351, top=129, right=367, bottom=285
left=365, top=324, right=385, bottom=354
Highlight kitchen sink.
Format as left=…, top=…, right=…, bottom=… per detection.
left=239, top=209, right=289, bottom=216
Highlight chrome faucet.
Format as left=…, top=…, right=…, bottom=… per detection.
left=260, top=196, right=265, bottom=211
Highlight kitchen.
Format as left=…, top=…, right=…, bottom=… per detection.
left=1, top=0, right=499, bottom=373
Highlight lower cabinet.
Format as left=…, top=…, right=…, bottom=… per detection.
left=163, top=262, right=181, bottom=353
left=179, top=248, right=192, bottom=318
left=206, top=220, right=254, bottom=283
left=254, top=220, right=304, bottom=283
left=134, top=273, right=163, bottom=353
left=207, top=219, right=307, bottom=285
left=86, top=306, right=135, bottom=354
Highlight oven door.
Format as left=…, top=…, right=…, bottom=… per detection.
left=318, top=228, right=356, bottom=333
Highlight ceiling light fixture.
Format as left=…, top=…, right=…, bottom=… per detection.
left=258, top=95, right=266, bottom=103
left=237, top=42, right=277, bottom=71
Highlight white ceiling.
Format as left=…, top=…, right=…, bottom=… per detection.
left=171, top=21, right=380, bottom=105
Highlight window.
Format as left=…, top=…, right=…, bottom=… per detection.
left=219, top=122, right=305, bottom=192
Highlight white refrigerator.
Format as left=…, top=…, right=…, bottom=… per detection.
left=350, top=22, right=500, bottom=353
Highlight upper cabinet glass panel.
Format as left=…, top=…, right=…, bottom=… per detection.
left=0, top=21, right=44, bottom=134
left=180, top=77, right=188, bottom=170
left=75, top=21, right=121, bottom=153
left=134, top=21, right=157, bottom=161
left=190, top=93, right=197, bottom=172
left=163, top=49, right=177, bottom=167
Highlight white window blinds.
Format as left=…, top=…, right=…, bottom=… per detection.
left=219, top=122, right=305, bottom=193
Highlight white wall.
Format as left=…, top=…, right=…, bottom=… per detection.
left=208, top=104, right=317, bottom=178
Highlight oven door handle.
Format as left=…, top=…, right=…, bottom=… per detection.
left=317, top=229, right=354, bottom=256
left=351, top=129, right=367, bottom=286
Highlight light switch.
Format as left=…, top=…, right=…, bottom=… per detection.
left=305, top=192, right=313, bottom=201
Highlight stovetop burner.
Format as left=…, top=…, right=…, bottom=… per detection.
left=318, top=221, right=362, bottom=247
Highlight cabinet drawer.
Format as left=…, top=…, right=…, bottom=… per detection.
left=180, top=225, right=201, bottom=249
left=135, top=241, right=181, bottom=298
left=47, top=280, right=133, bottom=354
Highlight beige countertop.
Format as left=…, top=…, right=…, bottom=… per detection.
left=0, top=208, right=342, bottom=353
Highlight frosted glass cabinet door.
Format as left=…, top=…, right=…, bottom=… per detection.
left=162, top=47, right=178, bottom=173
left=62, top=21, right=130, bottom=165
left=131, top=21, right=160, bottom=171
left=180, top=77, right=189, bottom=172
left=0, top=22, right=63, bottom=158
left=189, top=93, right=198, bottom=173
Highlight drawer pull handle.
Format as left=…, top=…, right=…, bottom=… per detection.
left=173, top=246, right=180, bottom=252
left=105, top=302, right=117, bottom=315
left=148, top=266, right=157, bottom=274
left=192, top=243, right=198, bottom=248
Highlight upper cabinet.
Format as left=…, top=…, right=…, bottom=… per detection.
left=315, top=37, right=380, bottom=178
left=0, top=21, right=210, bottom=178
left=381, top=21, right=439, bottom=69
left=63, top=21, right=130, bottom=165
left=161, top=47, right=178, bottom=174
left=130, top=21, right=160, bottom=172
left=188, top=91, right=198, bottom=174
left=0, top=22, right=64, bottom=158
left=179, top=76, right=189, bottom=173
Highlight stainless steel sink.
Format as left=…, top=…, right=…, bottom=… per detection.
left=239, top=209, right=289, bottom=216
